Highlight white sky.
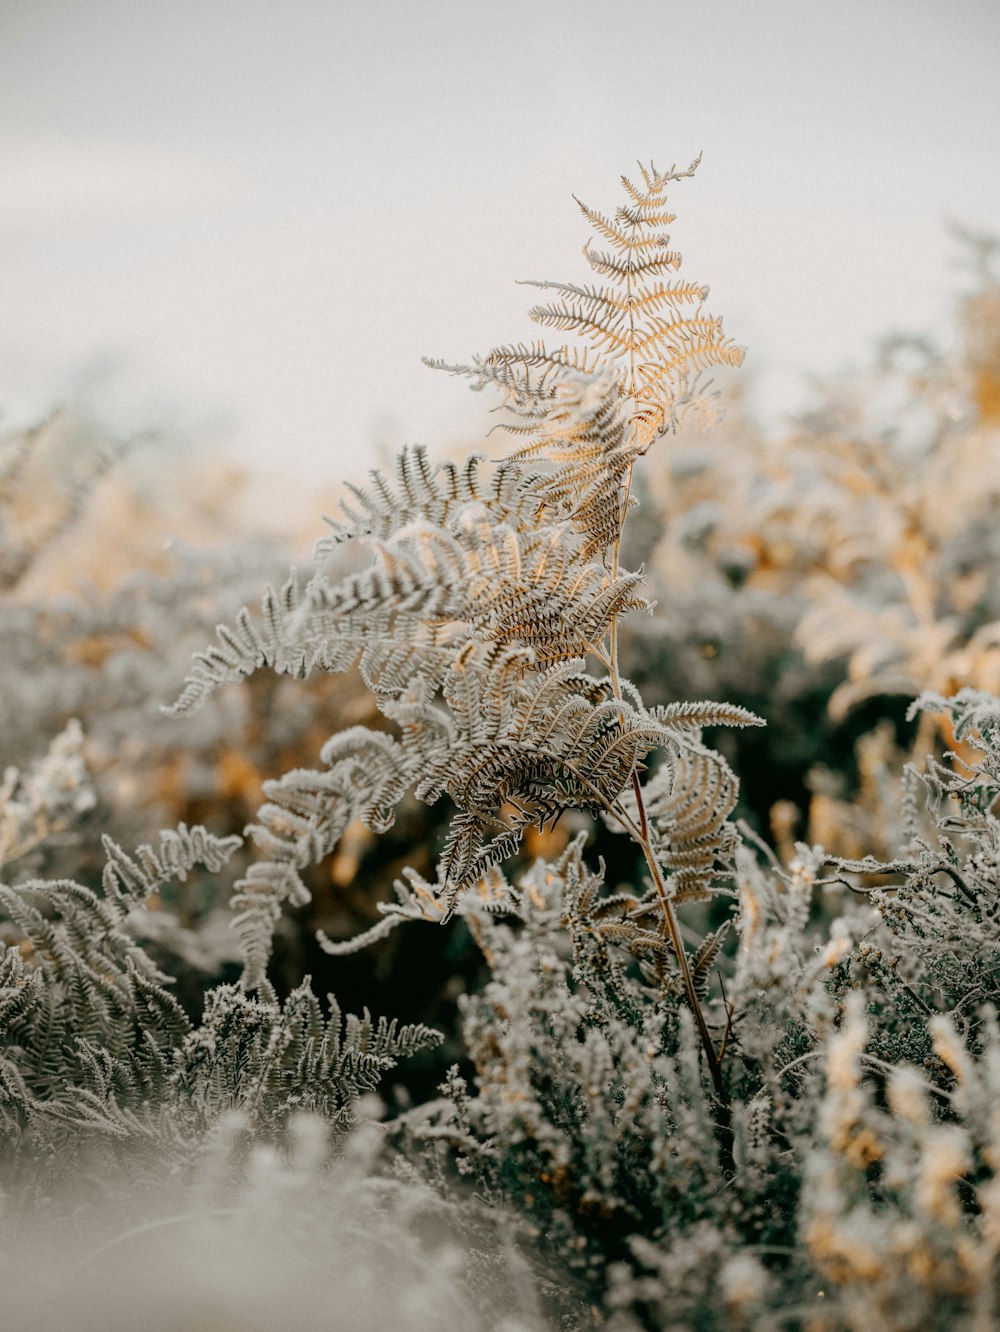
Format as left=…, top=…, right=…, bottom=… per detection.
left=1, top=0, right=998, bottom=481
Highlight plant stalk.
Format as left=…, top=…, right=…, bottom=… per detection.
left=606, top=228, right=734, bottom=1172
left=627, top=771, right=735, bottom=1176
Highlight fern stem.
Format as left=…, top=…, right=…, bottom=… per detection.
left=624, top=773, right=733, bottom=1172
left=594, top=672, right=733, bottom=1171
left=603, top=430, right=734, bottom=1167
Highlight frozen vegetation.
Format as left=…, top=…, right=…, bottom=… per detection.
left=2, top=160, right=1000, bottom=1330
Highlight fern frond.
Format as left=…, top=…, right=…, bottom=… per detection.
left=128, top=962, right=191, bottom=1044
left=641, top=744, right=741, bottom=902
left=179, top=980, right=440, bottom=1127
left=650, top=701, right=766, bottom=730
left=167, top=546, right=462, bottom=716
left=0, top=945, right=40, bottom=1032
left=372, top=654, right=675, bottom=911
left=102, top=824, right=242, bottom=909
left=306, top=502, right=645, bottom=693
left=342, top=1006, right=441, bottom=1062
left=522, top=277, right=708, bottom=314
left=690, top=921, right=732, bottom=1000
left=235, top=729, right=419, bottom=988
left=335, top=862, right=516, bottom=954
left=316, top=913, right=402, bottom=956
left=636, top=333, right=744, bottom=377
left=437, top=808, right=538, bottom=917
left=615, top=202, right=677, bottom=228
left=582, top=243, right=682, bottom=284
left=502, top=369, right=637, bottom=560
left=318, top=446, right=542, bottom=549
left=527, top=302, right=633, bottom=354
left=430, top=343, right=607, bottom=409
left=434, top=154, right=743, bottom=499
left=630, top=313, right=729, bottom=357
left=165, top=573, right=307, bottom=715
left=456, top=510, right=648, bottom=655
left=0, top=876, right=164, bottom=989
left=574, top=197, right=638, bottom=253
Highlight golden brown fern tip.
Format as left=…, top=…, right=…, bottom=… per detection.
left=429, top=156, right=744, bottom=565
left=504, top=156, right=743, bottom=446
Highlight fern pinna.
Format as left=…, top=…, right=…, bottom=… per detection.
left=170, top=158, right=758, bottom=1156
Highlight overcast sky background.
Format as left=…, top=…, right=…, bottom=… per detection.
left=1, top=0, right=998, bottom=482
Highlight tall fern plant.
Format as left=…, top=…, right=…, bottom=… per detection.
left=170, top=157, right=758, bottom=1159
